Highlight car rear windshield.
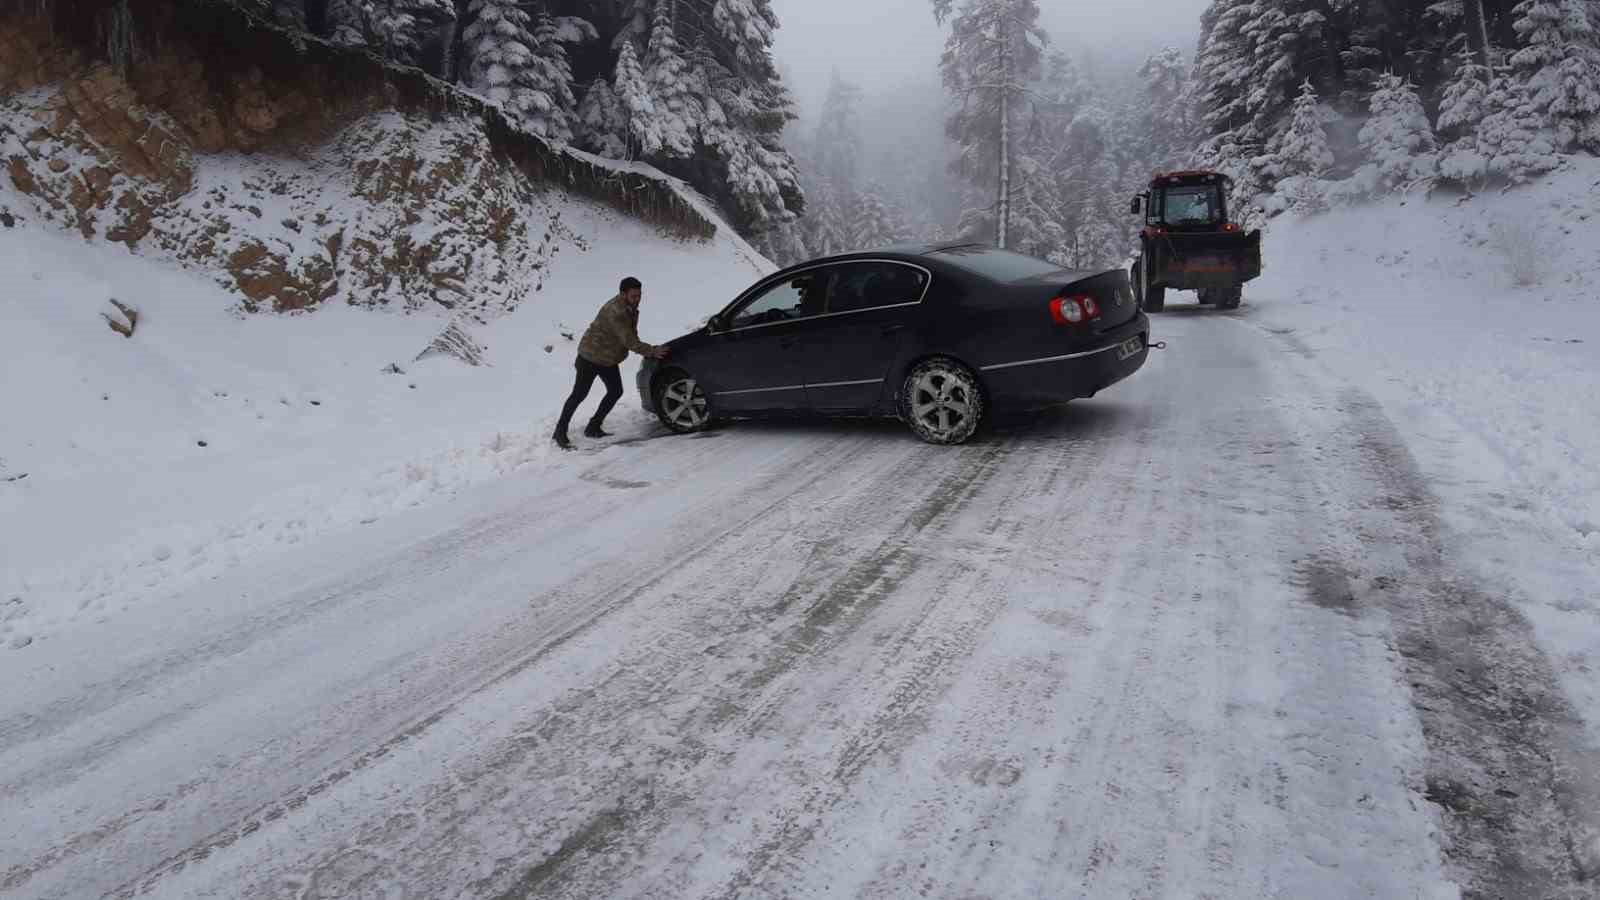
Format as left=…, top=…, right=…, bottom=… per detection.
left=931, top=246, right=1065, bottom=282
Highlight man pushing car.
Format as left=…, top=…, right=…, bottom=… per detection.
left=553, top=276, right=669, bottom=450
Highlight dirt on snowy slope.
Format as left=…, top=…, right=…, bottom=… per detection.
left=0, top=0, right=714, bottom=316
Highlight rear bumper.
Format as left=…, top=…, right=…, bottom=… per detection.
left=1160, top=267, right=1260, bottom=290
left=978, top=315, right=1150, bottom=409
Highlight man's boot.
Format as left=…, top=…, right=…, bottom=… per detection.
left=553, top=430, right=574, bottom=450
left=583, top=420, right=612, bottom=439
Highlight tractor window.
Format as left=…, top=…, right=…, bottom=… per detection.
left=1159, top=185, right=1223, bottom=226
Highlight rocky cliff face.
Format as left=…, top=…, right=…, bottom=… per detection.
left=0, top=1, right=714, bottom=315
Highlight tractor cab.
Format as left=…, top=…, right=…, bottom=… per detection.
left=1128, top=170, right=1260, bottom=313
left=1131, top=171, right=1238, bottom=233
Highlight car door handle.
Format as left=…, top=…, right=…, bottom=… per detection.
left=881, top=324, right=906, bottom=336
left=779, top=337, right=800, bottom=349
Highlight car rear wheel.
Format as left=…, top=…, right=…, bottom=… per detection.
left=655, top=370, right=711, bottom=434
left=1217, top=286, right=1243, bottom=310
left=900, top=358, right=984, bottom=445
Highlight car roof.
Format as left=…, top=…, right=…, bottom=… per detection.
left=789, top=242, right=998, bottom=266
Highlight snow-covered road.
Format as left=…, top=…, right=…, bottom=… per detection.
left=4, top=311, right=1597, bottom=899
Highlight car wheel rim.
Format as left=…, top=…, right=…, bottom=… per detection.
left=662, top=378, right=708, bottom=429
left=911, top=370, right=973, bottom=439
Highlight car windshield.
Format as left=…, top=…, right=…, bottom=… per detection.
left=1160, top=185, right=1223, bottom=225
left=931, top=246, right=1065, bottom=282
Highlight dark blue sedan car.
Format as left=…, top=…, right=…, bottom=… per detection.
left=639, top=243, right=1151, bottom=444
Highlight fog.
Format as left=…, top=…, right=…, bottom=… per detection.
left=771, top=0, right=1211, bottom=115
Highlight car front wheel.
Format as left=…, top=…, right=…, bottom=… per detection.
left=900, top=358, right=985, bottom=445
left=655, top=370, right=712, bottom=434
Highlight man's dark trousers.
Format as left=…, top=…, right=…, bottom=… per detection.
left=556, top=355, right=623, bottom=437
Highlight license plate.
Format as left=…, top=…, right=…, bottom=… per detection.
left=1116, top=335, right=1144, bottom=360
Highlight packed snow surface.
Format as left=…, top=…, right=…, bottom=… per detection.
left=3, top=160, right=1600, bottom=899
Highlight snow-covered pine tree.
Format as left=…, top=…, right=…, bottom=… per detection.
left=324, top=0, right=372, bottom=48
left=812, top=70, right=863, bottom=190
left=1238, top=0, right=1323, bottom=142
left=577, top=79, right=629, bottom=158
left=1358, top=73, right=1439, bottom=191
left=1192, top=134, right=1269, bottom=230
left=1193, top=0, right=1261, bottom=144
left=852, top=182, right=906, bottom=249
left=687, top=36, right=804, bottom=230
left=461, top=0, right=538, bottom=115
left=686, top=0, right=804, bottom=237
left=707, top=0, right=778, bottom=66
left=1006, top=152, right=1067, bottom=263
left=803, top=178, right=854, bottom=256
left=514, top=12, right=581, bottom=143
left=612, top=38, right=661, bottom=155
left=1435, top=49, right=1497, bottom=182
left=1509, top=0, right=1600, bottom=151
left=611, top=0, right=655, bottom=48
left=1137, top=47, right=1194, bottom=170
left=1475, top=71, right=1563, bottom=180
left=318, top=0, right=455, bottom=67
left=372, top=0, right=456, bottom=65
left=1194, top=0, right=1330, bottom=195
left=935, top=0, right=1048, bottom=249
left=642, top=0, right=701, bottom=157
left=1057, top=107, right=1124, bottom=269
left=1264, top=79, right=1334, bottom=213
left=797, top=70, right=864, bottom=255
left=1273, top=79, right=1334, bottom=178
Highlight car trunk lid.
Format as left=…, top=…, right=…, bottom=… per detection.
left=1014, top=268, right=1141, bottom=334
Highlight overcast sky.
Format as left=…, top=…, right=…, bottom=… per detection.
left=770, top=0, right=1210, bottom=116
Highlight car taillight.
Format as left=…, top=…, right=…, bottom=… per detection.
left=1050, top=294, right=1100, bottom=325
left=1222, top=222, right=1238, bottom=232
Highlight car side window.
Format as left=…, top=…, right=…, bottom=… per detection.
left=826, top=263, right=928, bottom=315
left=729, top=272, right=826, bottom=329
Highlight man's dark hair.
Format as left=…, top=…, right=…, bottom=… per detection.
left=620, top=277, right=642, bottom=293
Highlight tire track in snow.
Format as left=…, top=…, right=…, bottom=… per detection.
left=479, top=439, right=1021, bottom=900
left=1327, top=388, right=1600, bottom=897
left=801, top=316, right=1450, bottom=900
left=4, top=433, right=874, bottom=900
left=1255, top=318, right=1600, bottom=897
left=97, top=436, right=873, bottom=900
left=110, top=430, right=1005, bottom=899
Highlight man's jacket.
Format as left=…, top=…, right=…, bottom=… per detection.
left=577, top=294, right=658, bottom=366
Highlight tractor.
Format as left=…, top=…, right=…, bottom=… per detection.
left=1129, top=170, right=1262, bottom=313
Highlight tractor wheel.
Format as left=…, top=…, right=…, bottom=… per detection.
left=1145, top=283, right=1166, bottom=314
left=1136, top=258, right=1166, bottom=313
left=1196, top=288, right=1215, bottom=306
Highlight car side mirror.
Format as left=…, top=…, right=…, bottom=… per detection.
left=1130, top=196, right=1143, bottom=215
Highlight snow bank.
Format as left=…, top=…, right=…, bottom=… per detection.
left=1251, top=160, right=1600, bottom=543
left=0, top=193, right=771, bottom=652
left=1235, top=156, right=1600, bottom=730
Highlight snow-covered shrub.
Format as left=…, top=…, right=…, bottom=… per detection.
left=1488, top=215, right=1547, bottom=286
